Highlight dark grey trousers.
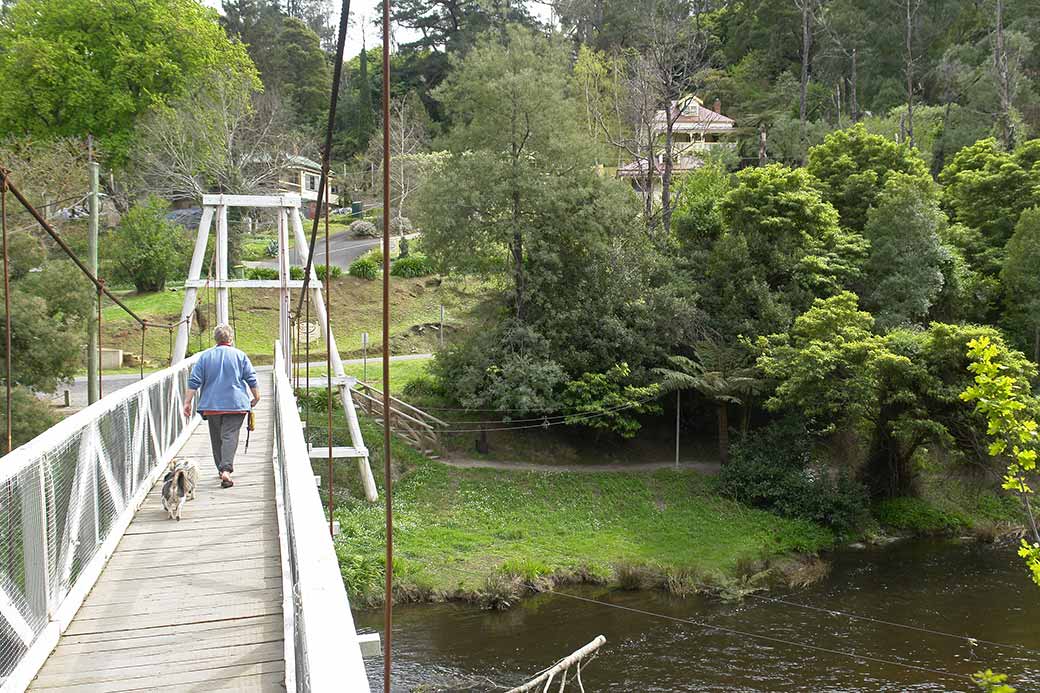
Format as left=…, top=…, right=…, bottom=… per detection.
left=206, top=413, right=247, bottom=474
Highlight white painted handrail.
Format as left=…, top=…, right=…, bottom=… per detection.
left=272, top=343, right=370, bottom=692
left=0, top=355, right=201, bottom=691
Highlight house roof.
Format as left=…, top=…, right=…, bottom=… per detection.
left=653, top=96, right=735, bottom=134
left=287, top=155, right=323, bottom=172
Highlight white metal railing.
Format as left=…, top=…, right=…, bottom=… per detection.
left=272, top=343, right=370, bottom=692
left=0, top=356, right=201, bottom=691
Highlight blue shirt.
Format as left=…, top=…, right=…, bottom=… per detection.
left=188, top=345, right=258, bottom=413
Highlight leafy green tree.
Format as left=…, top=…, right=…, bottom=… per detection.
left=655, top=342, right=760, bottom=464
left=18, top=261, right=93, bottom=326
left=671, top=157, right=731, bottom=254
left=807, top=124, right=931, bottom=232
left=861, top=173, right=946, bottom=329
left=0, top=387, right=60, bottom=453
left=1001, top=207, right=1040, bottom=363
left=4, top=231, right=45, bottom=281
left=757, top=292, right=891, bottom=434
left=938, top=137, right=1040, bottom=273
left=0, top=0, right=255, bottom=161
left=418, top=26, right=590, bottom=319
left=715, top=164, right=869, bottom=324
left=432, top=321, right=565, bottom=415
left=106, top=197, right=188, bottom=292
left=265, top=17, right=331, bottom=128
left=0, top=291, right=81, bottom=393
left=561, top=363, right=661, bottom=439
left=962, top=336, right=1040, bottom=587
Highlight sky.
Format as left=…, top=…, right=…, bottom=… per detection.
left=203, top=1, right=555, bottom=61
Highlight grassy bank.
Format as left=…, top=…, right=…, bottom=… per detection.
left=325, top=418, right=834, bottom=608
left=98, top=275, right=489, bottom=365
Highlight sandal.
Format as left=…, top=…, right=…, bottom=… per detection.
left=221, top=477, right=234, bottom=488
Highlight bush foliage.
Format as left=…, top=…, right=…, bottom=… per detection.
left=390, top=254, right=433, bottom=278
left=719, top=420, right=870, bottom=537
left=349, top=257, right=380, bottom=280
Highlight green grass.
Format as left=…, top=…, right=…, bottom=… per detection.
left=875, top=480, right=1025, bottom=536
left=326, top=416, right=833, bottom=606
left=99, top=275, right=488, bottom=366
left=303, top=356, right=432, bottom=395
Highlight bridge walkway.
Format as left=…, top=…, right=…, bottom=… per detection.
left=27, top=373, right=285, bottom=692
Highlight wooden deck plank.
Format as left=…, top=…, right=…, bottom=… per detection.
left=29, top=374, right=286, bottom=692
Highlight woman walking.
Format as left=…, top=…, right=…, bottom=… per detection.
left=182, top=324, right=260, bottom=488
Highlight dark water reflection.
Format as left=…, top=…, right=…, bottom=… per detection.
left=355, top=540, right=1040, bottom=692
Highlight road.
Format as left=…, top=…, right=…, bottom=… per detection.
left=54, top=353, right=433, bottom=409
left=251, top=233, right=383, bottom=271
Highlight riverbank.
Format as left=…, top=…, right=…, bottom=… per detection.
left=327, top=419, right=835, bottom=608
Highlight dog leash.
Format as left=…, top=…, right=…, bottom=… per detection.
left=244, top=408, right=255, bottom=451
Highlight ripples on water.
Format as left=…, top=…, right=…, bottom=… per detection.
left=355, top=540, right=1040, bottom=692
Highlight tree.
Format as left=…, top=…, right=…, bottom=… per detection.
left=807, top=123, right=930, bottom=232
left=717, top=164, right=867, bottom=314
left=0, top=0, right=255, bottom=161
left=938, top=137, right=1040, bottom=274
left=757, top=292, right=890, bottom=434
left=962, top=336, right=1040, bottom=587
left=364, top=92, right=433, bottom=223
left=265, top=17, right=332, bottom=128
left=419, top=26, right=590, bottom=320
left=0, top=137, right=90, bottom=217
left=561, top=363, right=661, bottom=439
left=1001, top=207, right=1040, bottom=363
left=655, top=343, right=759, bottom=464
left=129, top=69, right=301, bottom=203
left=671, top=156, right=731, bottom=254
left=0, top=291, right=82, bottom=393
left=579, top=1, right=710, bottom=236
left=0, top=387, right=60, bottom=453
left=106, top=197, right=188, bottom=292
left=861, top=173, right=946, bottom=329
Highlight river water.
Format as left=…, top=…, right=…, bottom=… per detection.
left=354, top=540, right=1040, bottom=692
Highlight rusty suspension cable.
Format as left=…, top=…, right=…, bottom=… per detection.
left=295, top=0, right=352, bottom=318
left=1, top=172, right=11, bottom=454
left=381, top=0, right=394, bottom=687
left=0, top=170, right=185, bottom=331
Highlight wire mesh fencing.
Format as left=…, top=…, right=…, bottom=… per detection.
left=272, top=343, right=369, bottom=692
left=0, top=357, right=198, bottom=687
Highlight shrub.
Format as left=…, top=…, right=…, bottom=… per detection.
left=245, top=267, right=278, bottom=280
left=349, top=257, right=380, bottom=280
left=390, top=254, right=433, bottom=278
left=375, top=215, right=414, bottom=235
left=874, top=497, right=967, bottom=534
left=349, top=220, right=379, bottom=237
left=718, top=419, right=870, bottom=537
left=316, top=264, right=342, bottom=281
left=1, top=386, right=60, bottom=449
left=106, top=196, right=188, bottom=292
left=401, top=372, right=446, bottom=400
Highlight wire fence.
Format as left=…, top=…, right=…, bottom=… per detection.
left=272, top=342, right=370, bottom=692
left=0, top=356, right=198, bottom=689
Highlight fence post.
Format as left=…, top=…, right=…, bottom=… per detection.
left=21, top=462, right=50, bottom=622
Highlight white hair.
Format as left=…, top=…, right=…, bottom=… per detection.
left=213, top=323, right=233, bottom=344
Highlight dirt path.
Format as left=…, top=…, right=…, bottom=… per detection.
left=436, top=457, right=721, bottom=475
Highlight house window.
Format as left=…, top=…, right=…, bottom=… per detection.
left=305, top=174, right=319, bottom=192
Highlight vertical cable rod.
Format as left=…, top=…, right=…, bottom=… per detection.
left=97, top=280, right=104, bottom=398
left=325, top=198, right=334, bottom=538
left=140, top=322, right=146, bottom=381
left=1, top=173, right=11, bottom=453
left=381, top=0, right=394, bottom=687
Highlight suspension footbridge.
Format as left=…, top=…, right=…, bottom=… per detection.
left=0, top=194, right=376, bottom=692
